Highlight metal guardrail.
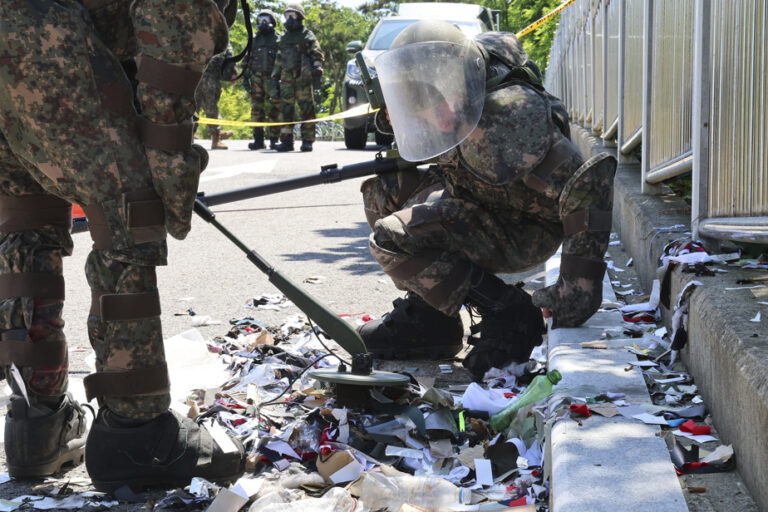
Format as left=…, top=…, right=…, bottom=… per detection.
left=545, top=0, right=768, bottom=245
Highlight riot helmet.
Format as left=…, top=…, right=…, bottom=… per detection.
left=283, top=3, right=305, bottom=31
left=374, top=20, right=486, bottom=162
left=257, top=9, right=276, bottom=32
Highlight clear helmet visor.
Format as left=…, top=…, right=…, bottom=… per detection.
left=374, top=40, right=486, bottom=161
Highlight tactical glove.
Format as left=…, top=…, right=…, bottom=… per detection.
left=270, top=78, right=280, bottom=98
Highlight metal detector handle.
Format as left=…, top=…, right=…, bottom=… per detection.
left=197, top=156, right=418, bottom=208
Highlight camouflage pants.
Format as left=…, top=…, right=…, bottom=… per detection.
left=195, top=76, right=223, bottom=135
left=279, top=76, right=316, bottom=142
left=0, top=0, right=169, bottom=420
left=249, top=73, right=280, bottom=139
left=362, top=168, right=563, bottom=316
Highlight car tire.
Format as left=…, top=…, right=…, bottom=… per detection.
left=344, top=125, right=367, bottom=149
left=374, top=131, right=394, bottom=148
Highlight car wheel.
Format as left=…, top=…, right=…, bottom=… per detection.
left=375, top=131, right=394, bottom=148
left=344, top=125, right=367, bottom=149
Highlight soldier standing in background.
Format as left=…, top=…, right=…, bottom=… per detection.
left=0, top=0, right=244, bottom=490
left=195, top=45, right=238, bottom=150
left=271, top=3, right=324, bottom=152
left=243, top=9, right=281, bottom=151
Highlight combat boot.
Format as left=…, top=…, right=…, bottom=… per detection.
left=357, top=293, right=464, bottom=359
left=462, top=267, right=545, bottom=379
left=300, top=140, right=313, bottom=152
left=275, top=134, right=294, bottom=152
left=86, top=408, right=245, bottom=492
left=269, top=138, right=279, bottom=150
left=248, top=128, right=265, bottom=150
left=211, top=131, right=228, bottom=150
left=220, top=130, right=233, bottom=140
left=5, top=393, right=87, bottom=478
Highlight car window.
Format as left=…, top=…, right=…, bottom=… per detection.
left=368, top=19, right=482, bottom=51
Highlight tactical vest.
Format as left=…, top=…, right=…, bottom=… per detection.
left=278, top=29, right=316, bottom=76
left=248, top=33, right=278, bottom=74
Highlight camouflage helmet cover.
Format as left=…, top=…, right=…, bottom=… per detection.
left=257, top=8, right=277, bottom=25
left=284, top=3, right=305, bottom=19
left=390, top=19, right=469, bottom=49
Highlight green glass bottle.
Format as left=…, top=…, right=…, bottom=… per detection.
left=489, top=369, right=562, bottom=432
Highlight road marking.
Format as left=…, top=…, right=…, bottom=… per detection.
left=200, top=160, right=276, bottom=183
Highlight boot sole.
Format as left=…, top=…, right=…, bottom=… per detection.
left=369, top=344, right=463, bottom=360
left=8, top=445, right=85, bottom=478
left=91, top=471, right=243, bottom=493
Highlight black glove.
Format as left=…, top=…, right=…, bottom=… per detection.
left=312, top=74, right=322, bottom=89
left=270, top=78, right=280, bottom=98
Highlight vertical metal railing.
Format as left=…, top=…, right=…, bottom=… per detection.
left=603, top=0, right=620, bottom=139
left=592, top=3, right=605, bottom=134
left=646, top=0, right=695, bottom=183
left=620, top=0, right=643, bottom=153
left=545, top=0, right=768, bottom=245
left=696, top=0, right=768, bottom=242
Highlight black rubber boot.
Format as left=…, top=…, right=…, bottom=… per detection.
left=269, top=137, right=279, bottom=150
left=275, top=134, right=294, bottom=152
left=248, top=128, right=265, bottom=150
left=357, top=293, right=464, bottom=359
left=462, top=267, right=546, bottom=379
left=300, top=140, right=313, bottom=152
left=5, top=393, right=87, bottom=478
left=86, top=408, right=245, bottom=492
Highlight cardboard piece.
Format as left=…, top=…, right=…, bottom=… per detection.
left=316, top=450, right=364, bottom=484
left=581, top=341, right=608, bottom=349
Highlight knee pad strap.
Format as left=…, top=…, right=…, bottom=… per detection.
left=0, top=329, right=67, bottom=367
left=90, top=290, right=161, bottom=322
left=0, top=195, right=72, bottom=232
left=83, top=363, right=170, bottom=402
left=0, top=273, right=65, bottom=300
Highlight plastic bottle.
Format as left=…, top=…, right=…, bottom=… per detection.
left=489, top=369, right=562, bottom=432
left=355, top=472, right=472, bottom=511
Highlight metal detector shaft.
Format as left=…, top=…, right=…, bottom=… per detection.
left=193, top=198, right=368, bottom=355
left=198, top=156, right=413, bottom=207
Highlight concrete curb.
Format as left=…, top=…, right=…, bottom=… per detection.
left=569, top=123, right=768, bottom=510
left=544, top=251, right=688, bottom=512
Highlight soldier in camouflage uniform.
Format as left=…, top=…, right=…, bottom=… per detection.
left=271, top=3, right=324, bottom=152
left=195, top=45, right=238, bottom=150
left=0, top=0, right=244, bottom=490
left=359, top=21, right=616, bottom=379
left=243, top=9, right=281, bottom=151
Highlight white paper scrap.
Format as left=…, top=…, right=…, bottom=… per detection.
left=632, top=413, right=669, bottom=425
left=673, top=430, right=718, bottom=443
left=475, top=458, right=494, bottom=486
left=0, top=474, right=10, bottom=485
left=749, top=312, right=761, bottom=323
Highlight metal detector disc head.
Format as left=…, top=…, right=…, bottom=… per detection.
left=308, top=368, right=410, bottom=386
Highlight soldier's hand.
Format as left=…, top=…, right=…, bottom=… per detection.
left=271, top=79, right=280, bottom=97
left=312, top=75, right=321, bottom=89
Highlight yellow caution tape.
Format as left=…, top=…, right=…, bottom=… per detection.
left=197, top=102, right=377, bottom=128
left=516, top=0, right=577, bottom=39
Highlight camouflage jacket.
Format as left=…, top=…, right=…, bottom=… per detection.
left=271, top=27, right=324, bottom=81
left=244, top=31, right=279, bottom=76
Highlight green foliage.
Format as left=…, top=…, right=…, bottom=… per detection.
left=206, top=0, right=562, bottom=138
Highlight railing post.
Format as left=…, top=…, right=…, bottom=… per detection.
left=692, top=0, right=711, bottom=241
left=617, top=0, right=629, bottom=162
left=641, top=0, right=661, bottom=193
left=601, top=0, right=609, bottom=140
